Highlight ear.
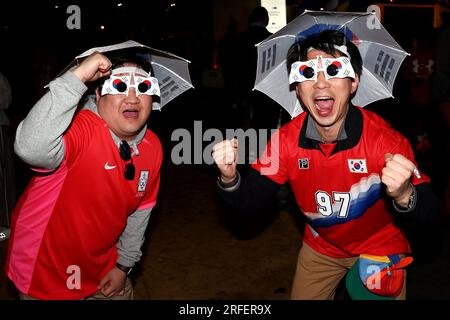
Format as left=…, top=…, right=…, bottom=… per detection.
left=95, top=87, right=101, bottom=104
left=350, top=74, right=360, bottom=94
left=295, top=84, right=301, bottom=97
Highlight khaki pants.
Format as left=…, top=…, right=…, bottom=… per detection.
left=20, top=277, right=134, bottom=300
left=291, top=242, right=406, bottom=300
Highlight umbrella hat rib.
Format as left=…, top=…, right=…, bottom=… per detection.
left=338, top=15, right=361, bottom=30
left=255, top=34, right=295, bottom=48
left=357, top=40, right=409, bottom=55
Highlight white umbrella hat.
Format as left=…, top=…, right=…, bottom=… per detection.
left=254, top=10, right=409, bottom=118
left=62, top=40, right=194, bottom=111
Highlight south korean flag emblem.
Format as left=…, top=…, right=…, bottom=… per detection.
left=137, top=171, right=149, bottom=192
left=348, top=159, right=368, bottom=173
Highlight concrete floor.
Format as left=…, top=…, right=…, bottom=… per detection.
left=0, top=163, right=302, bottom=300
left=1, top=161, right=449, bottom=300
left=131, top=163, right=302, bottom=299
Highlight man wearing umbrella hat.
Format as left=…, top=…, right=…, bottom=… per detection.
left=5, top=48, right=167, bottom=299
left=212, top=29, right=440, bottom=300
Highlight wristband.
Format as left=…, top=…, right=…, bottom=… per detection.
left=116, top=263, right=133, bottom=276
left=393, top=183, right=417, bottom=213
left=217, top=171, right=240, bottom=190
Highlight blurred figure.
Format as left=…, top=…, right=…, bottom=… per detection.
left=238, top=6, right=271, bottom=97
left=0, top=71, right=16, bottom=241
left=404, top=31, right=435, bottom=153
left=433, top=12, right=450, bottom=215
left=217, top=18, right=240, bottom=105
left=217, top=18, right=242, bottom=128
left=237, top=6, right=284, bottom=132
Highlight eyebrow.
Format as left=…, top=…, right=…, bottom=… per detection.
left=114, top=72, right=147, bottom=77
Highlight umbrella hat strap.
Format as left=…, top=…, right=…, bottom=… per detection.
left=306, top=44, right=350, bottom=59
left=334, top=44, right=349, bottom=58
left=112, top=66, right=150, bottom=77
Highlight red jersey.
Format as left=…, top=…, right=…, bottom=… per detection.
left=252, top=105, right=429, bottom=258
left=5, top=110, right=162, bottom=299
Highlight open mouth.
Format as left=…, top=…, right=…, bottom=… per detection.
left=123, top=109, right=139, bottom=119
left=314, top=96, right=335, bottom=116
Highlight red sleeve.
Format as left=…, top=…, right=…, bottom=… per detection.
left=138, top=133, right=163, bottom=210
left=251, top=129, right=289, bottom=185
left=392, top=136, right=430, bottom=186
left=377, top=126, right=431, bottom=186
left=138, top=172, right=160, bottom=210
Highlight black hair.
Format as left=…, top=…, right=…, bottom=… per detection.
left=286, top=29, right=363, bottom=77
left=108, top=48, right=153, bottom=74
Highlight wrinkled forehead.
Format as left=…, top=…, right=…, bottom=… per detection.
left=111, top=66, right=150, bottom=77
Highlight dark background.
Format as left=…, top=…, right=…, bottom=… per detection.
left=1, top=0, right=449, bottom=301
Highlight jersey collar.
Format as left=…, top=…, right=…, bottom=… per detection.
left=298, top=103, right=363, bottom=155
left=305, top=106, right=349, bottom=142
left=87, top=102, right=147, bottom=154
left=109, top=125, right=147, bottom=151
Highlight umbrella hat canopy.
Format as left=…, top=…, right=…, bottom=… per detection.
left=254, top=10, right=409, bottom=118
left=63, top=40, right=193, bottom=110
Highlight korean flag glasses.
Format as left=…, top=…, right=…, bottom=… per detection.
left=101, top=66, right=160, bottom=97
left=289, top=56, right=355, bottom=84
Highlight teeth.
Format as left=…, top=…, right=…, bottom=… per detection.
left=315, top=97, right=332, bottom=101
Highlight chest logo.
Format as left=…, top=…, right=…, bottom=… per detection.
left=137, top=171, right=149, bottom=192
left=298, top=158, right=309, bottom=169
left=104, top=162, right=117, bottom=170
left=348, top=159, right=368, bottom=173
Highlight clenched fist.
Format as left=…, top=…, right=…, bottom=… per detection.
left=72, top=52, right=112, bottom=83
left=211, top=138, right=238, bottom=183
left=381, top=153, right=416, bottom=207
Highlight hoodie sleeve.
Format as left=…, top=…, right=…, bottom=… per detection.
left=14, top=71, right=87, bottom=169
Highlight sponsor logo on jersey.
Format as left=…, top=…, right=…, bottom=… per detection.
left=298, top=158, right=309, bottom=169
left=137, top=170, right=149, bottom=192
left=104, top=162, right=117, bottom=170
left=348, top=159, right=368, bottom=173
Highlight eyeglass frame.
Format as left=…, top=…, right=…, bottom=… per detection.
left=101, top=66, right=160, bottom=97
left=289, top=56, right=355, bottom=84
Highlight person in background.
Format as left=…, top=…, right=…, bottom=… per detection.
left=433, top=12, right=450, bottom=216
left=237, top=6, right=284, bottom=132
left=0, top=71, right=16, bottom=242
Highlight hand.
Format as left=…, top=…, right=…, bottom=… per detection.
left=212, top=139, right=238, bottom=183
left=72, top=52, right=112, bottom=83
left=381, top=153, right=415, bottom=206
left=98, top=266, right=127, bottom=298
